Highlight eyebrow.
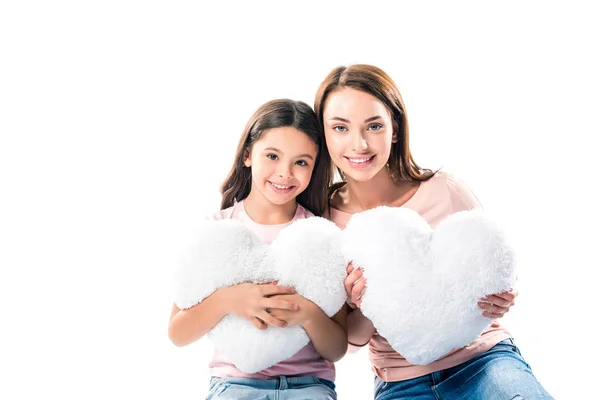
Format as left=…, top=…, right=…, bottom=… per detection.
left=328, top=115, right=384, bottom=123
left=264, top=147, right=314, bottom=160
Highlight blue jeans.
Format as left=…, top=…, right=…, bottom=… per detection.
left=206, top=375, right=337, bottom=399
left=374, top=339, right=553, bottom=400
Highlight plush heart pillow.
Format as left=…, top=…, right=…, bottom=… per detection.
left=173, top=216, right=347, bottom=373
left=342, top=206, right=517, bottom=365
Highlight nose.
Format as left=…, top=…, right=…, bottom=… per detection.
left=352, top=131, right=368, bottom=152
left=277, top=164, right=293, bottom=180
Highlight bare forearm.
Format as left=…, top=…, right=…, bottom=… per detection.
left=168, top=291, right=227, bottom=347
left=347, top=306, right=375, bottom=349
left=303, top=308, right=347, bottom=362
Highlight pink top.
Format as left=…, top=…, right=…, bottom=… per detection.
left=326, top=171, right=511, bottom=382
left=207, top=201, right=336, bottom=381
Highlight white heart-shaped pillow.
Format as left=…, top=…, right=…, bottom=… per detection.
left=342, top=206, right=516, bottom=365
left=173, top=216, right=347, bottom=373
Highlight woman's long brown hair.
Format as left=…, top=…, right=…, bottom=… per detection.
left=314, top=64, right=435, bottom=195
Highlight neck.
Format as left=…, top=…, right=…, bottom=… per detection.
left=243, top=189, right=297, bottom=225
left=343, top=168, right=417, bottom=212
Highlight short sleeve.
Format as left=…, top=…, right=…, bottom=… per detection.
left=206, top=206, right=234, bottom=221
left=446, top=174, right=482, bottom=213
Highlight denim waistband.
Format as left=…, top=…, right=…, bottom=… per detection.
left=211, top=375, right=335, bottom=390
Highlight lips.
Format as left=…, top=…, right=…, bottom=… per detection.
left=344, top=155, right=375, bottom=168
left=268, top=181, right=295, bottom=194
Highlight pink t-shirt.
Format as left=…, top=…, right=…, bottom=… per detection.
left=326, top=171, right=511, bottom=382
left=207, top=200, right=336, bottom=381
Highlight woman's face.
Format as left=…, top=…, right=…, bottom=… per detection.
left=322, top=87, right=397, bottom=182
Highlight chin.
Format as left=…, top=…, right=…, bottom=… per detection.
left=264, top=193, right=296, bottom=206
left=343, top=170, right=380, bottom=182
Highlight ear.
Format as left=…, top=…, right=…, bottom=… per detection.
left=392, top=121, right=399, bottom=143
left=243, top=148, right=252, bottom=167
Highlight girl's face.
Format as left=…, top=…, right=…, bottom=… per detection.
left=244, top=126, right=317, bottom=207
left=323, top=87, right=397, bottom=182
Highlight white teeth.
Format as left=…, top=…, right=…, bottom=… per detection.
left=348, top=157, right=372, bottom=163
left=271, top=182, right=291, bottom=189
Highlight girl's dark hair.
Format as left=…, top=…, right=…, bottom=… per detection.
left=314, top=64, right=435, bottom=194
left=220, top=99, right=331, bottom=216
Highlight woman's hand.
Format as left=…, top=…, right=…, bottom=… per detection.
left=344, top=263, right=366, bottom=309
left=478, top=288, right=518, bottom=319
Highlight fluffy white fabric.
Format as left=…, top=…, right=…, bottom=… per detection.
left=173, top=216, right=347, bottom=373
left=342, top=206, right=517, bottom=365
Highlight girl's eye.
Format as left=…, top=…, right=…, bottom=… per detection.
left=333, top=125, right=347, bottom=133
left=368, top=123, right=383, bottom=131
left=296, top=160, right=308, bottom=167
left=266, top=153, right=278, bottom=160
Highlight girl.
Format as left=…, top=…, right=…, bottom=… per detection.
left=315, top=65, right=552, bottom=399
left=168, top=99, right=347, bottom=400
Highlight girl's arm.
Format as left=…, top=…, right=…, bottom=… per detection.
left=303, top=304, right=348, bottom=362
left=168, top=283, right=297, bottom=347
left=268, top=294, right=348, bottom=362
left=168, top=290, right=229, bottom=347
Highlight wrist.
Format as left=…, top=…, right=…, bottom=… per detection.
left=213, top=287, right=233, bottom=316
left=301, top=301, right=321, bottom=328
left=346, top=298, right=358, bottom=309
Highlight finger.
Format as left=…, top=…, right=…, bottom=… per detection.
left=262, top=298, right=298, bottom=311
left=266, top=308, right=279, bottom=318
left=260, top=311, right=288, bottom=328
left=496, top=289, right=518, bottom=302
left=356, top=282, right=367, bottom=299
left=478, top=301, right=508, bottom=314
left=352, top=280, right=366, bottom=303
left=344, top=268, right=363, bottom=286
left=480, top=294, right=512, bottom=307
left=252, top=317, right=267, bottom=330
left=344, top=275, right=358, bottom=297
left=482, top=291, right=512, bottom=301
left=347, top=263, right=354, bottom=274
left=482, top=311, right=504, bottom=319
left=261, top=285, right=295, bottom=296
left=352, top=268, right=364, bottom=281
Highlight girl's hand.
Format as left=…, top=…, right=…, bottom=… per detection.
left=478, top=288, right=518, bottom=319
left=218, top=283, right=298, bottom=330
left=267, top=293, right=318, bottom=327
left=344, top=263, right=366, bottom=309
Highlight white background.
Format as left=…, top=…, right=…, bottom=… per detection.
left=1, top=1, right=597, bottom=399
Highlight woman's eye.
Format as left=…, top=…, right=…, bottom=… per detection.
left=333, top=126, right=347, bottom=133
left=266, top=153, right=278, bottom=160
left=296, top=160, right=308, bottom=167
left=368, top=124, right=383, bottom=131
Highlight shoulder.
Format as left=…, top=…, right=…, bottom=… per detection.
left=207, top=204, right=237, bottom=221
left=296, top=203, right=315, bottom=219
left=434, top=171, right=482, bottom=212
